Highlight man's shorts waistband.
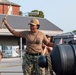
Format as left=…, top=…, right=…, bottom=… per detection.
left=26, top=52, right=41, bottom=56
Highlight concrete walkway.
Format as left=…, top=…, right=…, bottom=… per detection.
left=0, top=57, right=23, bottom=75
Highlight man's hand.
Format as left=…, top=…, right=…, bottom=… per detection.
left=3, top=17, right=8, bottom=25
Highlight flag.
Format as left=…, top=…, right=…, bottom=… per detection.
left=59, top=38, right=64, bottom=44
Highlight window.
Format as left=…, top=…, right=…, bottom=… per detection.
left=5, top=46, right=12, bottom=57
left=0, top=45, right=2, bottom=52
left=12, top=46, right=20, bottom=57
left=3, top=45, right=20, bottom=58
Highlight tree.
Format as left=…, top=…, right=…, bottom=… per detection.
left=19, top=11, right=23, bottom=16
left=72, top=30, right=76, bottom=32
left=28, top=10, right=44, bottom=18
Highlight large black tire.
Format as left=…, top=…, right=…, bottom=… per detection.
left=51, top=44, right=76, bottom=75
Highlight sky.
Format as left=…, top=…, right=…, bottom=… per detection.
left=10, top=0, right=76, bottom=33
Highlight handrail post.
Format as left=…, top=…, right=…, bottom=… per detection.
left=20, top=37, right=23, bottom=63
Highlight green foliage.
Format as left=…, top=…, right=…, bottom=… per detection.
left=29, top=10, right=44, bottom=18
left=19, top=11, right=23, bottom=16
left=72, top=30, right=76, bottom=32
left=19, top=10, right=44, bottom=18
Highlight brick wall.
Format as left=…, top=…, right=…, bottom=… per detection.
left=0, top=4, right=20, bottom=15
left=13, top=6, right=20, bottom=15
left=0, top=5, right=3, bottom=14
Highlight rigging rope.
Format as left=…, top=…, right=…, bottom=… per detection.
left=0, top=0, right=20, bottom=29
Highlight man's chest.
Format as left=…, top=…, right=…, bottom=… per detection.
left=26, top=34, right=43, bottom=44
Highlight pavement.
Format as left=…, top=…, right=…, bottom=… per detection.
left=0, top=57, right=56, bottom=75
left=0, top=57, right=23, bottom=75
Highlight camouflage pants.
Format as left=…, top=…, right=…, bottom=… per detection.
left=22, top=53, right=45, bottom=75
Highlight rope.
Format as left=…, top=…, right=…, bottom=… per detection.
left=46, top=54, right=53, bottom=75
left=0, top=0, right=20, bottom=29
left=0, top=4, right=11, bottom=29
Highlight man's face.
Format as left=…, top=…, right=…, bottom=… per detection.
left=30, top=24, right=38, bottom=32
left=47, top=38, right=51, bottom=42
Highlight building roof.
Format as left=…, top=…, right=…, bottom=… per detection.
left=53, top=32, right=76, bottom=39
left=0, top=14, right=63, bottom=31
left=56, top=32, right=76, bottom=36
left=0, top=14, right=63, bottom=36
left=0, top=0, right=20, bottom=6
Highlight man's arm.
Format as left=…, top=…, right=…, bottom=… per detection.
left=48, top=42, right=55, bottom=47
left=3, top=17, right=21, bottom=37
left=46, top=42, right=55, bottom=47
